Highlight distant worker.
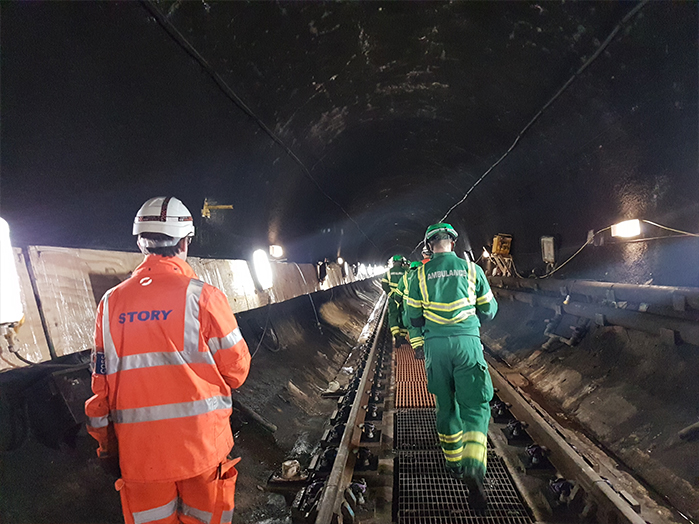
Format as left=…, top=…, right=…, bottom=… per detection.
left=85, top=196, right=251, bottom=524
left=406, top=223, right=498, bottom=510
left=421, top=245, right=432, bottom=264
left=395, top=261, right=424, bottom=359
left=381, top=255, right=409, bottom=347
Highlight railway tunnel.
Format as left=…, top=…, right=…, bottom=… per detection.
left=0, top=1, right=698, bottom=523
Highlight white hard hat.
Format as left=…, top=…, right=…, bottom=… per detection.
left=133, top=197, right=194, bottom=247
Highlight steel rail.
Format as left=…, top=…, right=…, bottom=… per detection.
left=487, top=360, right=647, bottom=524
left=314, top=295, right=388, bottom=524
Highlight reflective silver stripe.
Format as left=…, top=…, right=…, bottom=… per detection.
left=117, top=350, right=214, bottom=371
left=132, top=497, right=178, bottom=524
left=181, top=503, right=212, bottom=524
left=88, top=415, right=109, bottom=428
left=467, top=261, right=477, bottom=306
left=184, top=279, right=205, bottom=354
left=221, top=509, right=234, bottom=523
left=476, top=289, right=494, bottom=305
left=207, top=327, right=243, bottom=355
left=112, top=395, right=232, bottom=424
left=102, top=290, right=119, bottom=375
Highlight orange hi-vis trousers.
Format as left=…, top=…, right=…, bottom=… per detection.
left=116, top=458, right=240, bottom=524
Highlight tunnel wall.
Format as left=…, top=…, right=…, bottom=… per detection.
left=0, top=246, right=374, bottom=373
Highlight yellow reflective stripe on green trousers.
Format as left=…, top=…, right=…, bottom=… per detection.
left=425, top=335, right=494, bottom=480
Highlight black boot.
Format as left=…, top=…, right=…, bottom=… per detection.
left=464, top=475, right=487, bottom=512
left=445, top=462, right=465, bottom=481
left=413, top=346, right=425, bottom=360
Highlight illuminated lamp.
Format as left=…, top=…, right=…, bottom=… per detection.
left=252, top=249, right=274, bottom=290
left=269, top=244, right=284, bottom=258
left=358, top=263, right=367, bottom=277
left=611, top=219, right=641, bottom=238
left=0, top=217, right=24, bottom=325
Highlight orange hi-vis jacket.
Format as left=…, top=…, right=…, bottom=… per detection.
left=85, top=255, right=251, bottom=483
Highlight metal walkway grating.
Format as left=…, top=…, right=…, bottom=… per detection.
left=395, top=409, right=439, bottom=450
left=396, top=451, right=533, bottom=524
left=393, top=335, right=533, bottom=524
left=395, top=345, right=435, bottom=408
left=395, top=410, right=495, bottom=451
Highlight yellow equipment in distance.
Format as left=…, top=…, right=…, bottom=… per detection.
left=201, top=199, right=234, bottom=219
left=492, top=234, right=512, bottom=256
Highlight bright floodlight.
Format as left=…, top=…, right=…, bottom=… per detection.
left=337, top=257, right=344, bottom=265
left=482, top=248, right=490, bottom=258
left=269, top=244, right=284, bottom=258
left=358, top=263, right=367, bottom=278
left=0, top=218, right=24, bottom=325
left=253, top=249, right=274, bottom=289
left=611, top=219, right=641, bottom=238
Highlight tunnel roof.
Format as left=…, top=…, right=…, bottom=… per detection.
left=0, top=1, right=697, bottom=283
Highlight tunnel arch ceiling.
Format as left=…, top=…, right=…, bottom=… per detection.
left=1, top=1, right=697, bottom=283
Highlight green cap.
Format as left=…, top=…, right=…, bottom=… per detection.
left=410, top=261, right=421, bottom=269
left=425, top=222, right=458, bottom=242
left=392, top=255, right=404, bottom=262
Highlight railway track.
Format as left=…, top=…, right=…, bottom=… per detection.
left=291, top=296, right=655, bottom=524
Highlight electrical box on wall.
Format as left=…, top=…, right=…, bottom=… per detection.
left=541, top=236, right=555, bottom=264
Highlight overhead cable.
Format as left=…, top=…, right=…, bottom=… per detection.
left=643, top=220, right=699, bottom=238
left=437, top=0, right=651, bottom=225
left=140, top=1, right=377, bottom=249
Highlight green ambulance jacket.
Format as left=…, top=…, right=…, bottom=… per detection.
left=406, top=252, right=498, bottom=339
left=381, top=265, right=407, bottom=300
left=397, top=269, right=425, bottom=347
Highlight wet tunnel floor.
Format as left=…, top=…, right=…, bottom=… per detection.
left=392, top=346, right=533, bottom=524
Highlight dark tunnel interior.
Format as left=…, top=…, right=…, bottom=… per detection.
left=1, top=3, right=699, bottom=523
left=0, top=1, right=697, bottom=276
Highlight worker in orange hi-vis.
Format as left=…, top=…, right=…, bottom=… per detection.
left=85, top=196, right=251, bottom=524
left=421, top=245, right=432, bottom=265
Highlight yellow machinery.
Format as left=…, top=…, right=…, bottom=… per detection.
left=492, top=234, right=512, bottom=256
left=201, top=199, right=234, bottom=219
left=489, top=234, right=514, bottom=277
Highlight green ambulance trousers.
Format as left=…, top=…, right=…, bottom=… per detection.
left=424, top=335, right=494, bottom=480
left=388, top=298, right=408, bottom=338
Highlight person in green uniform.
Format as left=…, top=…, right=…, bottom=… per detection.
left=395, top=261, right=425, bottom=359
left=406, top=223, right=498, bottom=510
left=380, top=255, right=409, bottom=347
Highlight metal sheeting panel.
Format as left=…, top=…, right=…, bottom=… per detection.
left=19, top=246, right=364, bottom=363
